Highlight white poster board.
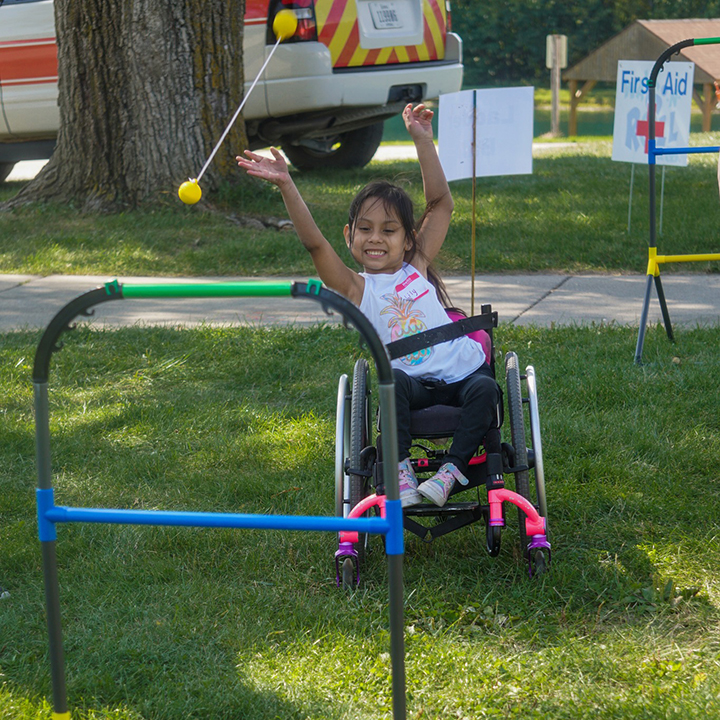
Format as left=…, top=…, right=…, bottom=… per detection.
left=611, top=60, right=694, bottom=166
left=438, top=87, right=534, bottom=181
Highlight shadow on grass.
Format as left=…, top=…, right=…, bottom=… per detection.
left=3, top=322, right=720, bottom=717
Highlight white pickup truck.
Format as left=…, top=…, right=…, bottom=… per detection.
left=0, top=0, right=462, bottom=181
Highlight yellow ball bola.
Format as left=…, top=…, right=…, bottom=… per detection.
left=272, top=9, right=298, bottom=41
left=178, top=179, right=202, bottom=205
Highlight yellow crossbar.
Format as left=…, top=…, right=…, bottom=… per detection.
left=646, top=246, right=720, bottom=275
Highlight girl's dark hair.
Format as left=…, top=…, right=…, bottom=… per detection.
left=347, top=180, right=453, bottom=307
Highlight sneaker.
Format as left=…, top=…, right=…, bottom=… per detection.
left=417, top=462, right=468, bottom=507
left=398, top=458, right=422, bottom=508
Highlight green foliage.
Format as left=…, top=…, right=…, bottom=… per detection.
left=452, top=0, right=720, bottom=85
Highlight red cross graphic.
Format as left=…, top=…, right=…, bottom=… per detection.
left=636, top=117, right=665, bottom=154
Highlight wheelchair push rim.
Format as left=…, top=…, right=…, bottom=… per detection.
left=525, top=365, right=547, bottom=520
left=334, top=358, right=375, bottom=587
left=335, top=373, right=350, bottom=519
left=505, top=351, right=550, bottom=575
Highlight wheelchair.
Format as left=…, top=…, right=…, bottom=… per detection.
left=334, top=304, right=550, bottom=588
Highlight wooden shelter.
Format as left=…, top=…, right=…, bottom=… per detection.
left=563, top=19, right=720, bottom=135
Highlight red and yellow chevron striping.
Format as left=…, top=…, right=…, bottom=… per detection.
left=315, top=0, right=446, bottom=68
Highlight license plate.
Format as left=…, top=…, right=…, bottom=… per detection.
left=368, top=2, right=404, bottom=30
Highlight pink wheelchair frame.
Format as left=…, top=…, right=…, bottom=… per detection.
left=334, top=304, right=550, bottom=587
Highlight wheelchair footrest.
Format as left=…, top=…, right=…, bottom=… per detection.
left=404, top=501, right=483, bottom=517
left=403, top=502, right=488, bottom=542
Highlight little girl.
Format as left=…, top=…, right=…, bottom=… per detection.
left=237, top=103, right=500, bottom=508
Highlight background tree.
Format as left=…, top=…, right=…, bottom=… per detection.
left=6, top=0, right=246, bottom=211
left=453, top=0, right=720, bottom=86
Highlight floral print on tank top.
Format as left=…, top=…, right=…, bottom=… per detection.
left=380, top=293, right=432, bottom=367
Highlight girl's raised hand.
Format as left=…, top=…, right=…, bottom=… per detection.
left=236, top=147, right=290, bottom=186
left=402, top=102, right=434, bottom=142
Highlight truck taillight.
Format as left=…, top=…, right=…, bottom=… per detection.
left=294, top=14, right=318, bottom=41
left=446, top=1, right=452, bottom=32
left=267, top=0, right=317, bottom=44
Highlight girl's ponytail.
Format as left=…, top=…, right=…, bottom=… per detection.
left=416, top=195, right=454, bottom=310
left=426, top=265, right=453, bottom=309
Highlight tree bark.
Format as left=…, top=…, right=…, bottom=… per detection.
left=5, top=0, right=246, bottom=211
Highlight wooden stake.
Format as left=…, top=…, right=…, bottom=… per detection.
left=471, top=90, right=477, bottom=315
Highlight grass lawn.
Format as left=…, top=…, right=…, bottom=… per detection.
left=2, top=320, right=720, bottom=719
left=2, top=136, right=720, bottom=277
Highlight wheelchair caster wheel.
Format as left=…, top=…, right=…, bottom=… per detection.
left=486, top=525, right=501, bottom=557
left=341, top=557, right=358, bottom=590
left=529, top=548, right=548, bottom=577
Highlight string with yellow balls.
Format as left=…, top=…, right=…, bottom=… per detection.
left=178, top=9, right=298, bottom=205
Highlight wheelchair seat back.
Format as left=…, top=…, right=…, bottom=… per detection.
left=445, top=309, right=492, bottom=362
left=405, top=305, right=500, bottom=441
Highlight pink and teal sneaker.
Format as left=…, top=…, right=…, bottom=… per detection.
left=417, top=462, right=468, bottom=507
left=398, top=458, right=422, bottom=508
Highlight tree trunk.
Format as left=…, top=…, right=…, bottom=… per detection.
left=6, top=0, right=246, bottom=211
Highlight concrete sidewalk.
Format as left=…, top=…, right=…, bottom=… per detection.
left=4, top=142, right=577, bottom=183
left=2, top=273, right=718, bottom=332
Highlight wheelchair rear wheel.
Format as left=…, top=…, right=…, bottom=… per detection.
left=505, top=351, right=532, bottom=558
left=349, top=358, right=374, bottom=561
left=349, top=359, right=372, bottom=505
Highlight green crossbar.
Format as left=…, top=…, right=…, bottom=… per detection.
left=115, top=280, right=293, bottom=299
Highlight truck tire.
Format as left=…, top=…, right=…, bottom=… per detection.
left=282, top=121, right=384, bottom=171
left=0, top=163, right=15, bottom=183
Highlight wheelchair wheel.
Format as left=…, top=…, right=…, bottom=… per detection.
left=486, top=524, right=502, bottom=557
left=334, top=373, right=351, bottom=519
left=525, top=365, right=548, bottom=519
left=349, top=358, right=373, bottom=561
left=530, top=548, right=548, bottom=577
left=505, top=351, right=531, bottom=558
left=341, top=557, right=357, bottom=591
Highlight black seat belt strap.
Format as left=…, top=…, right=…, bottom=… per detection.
left=386, top=312, right=498, bottom=361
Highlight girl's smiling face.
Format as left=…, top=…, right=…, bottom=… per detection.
left=344, top=197, right=413, bottom=275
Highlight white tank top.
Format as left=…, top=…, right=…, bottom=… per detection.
left=359, top=263, right=485, bottom=383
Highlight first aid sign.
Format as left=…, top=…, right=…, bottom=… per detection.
left=611, top=60, right=694, bottom=166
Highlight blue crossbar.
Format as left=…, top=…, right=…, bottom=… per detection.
left=43, top=504, right=391, bottom=535
left=653, top=145, right=720, bottom=156
left=37, top=488, right=405, bottom=555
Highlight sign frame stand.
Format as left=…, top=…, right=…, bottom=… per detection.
left=627, top=164, right=635, bottom=233
left=438, top=87, right=534, bottom=317
left=627, top=165, right=667, bottom=235
left=34, top=280, right=408, bottom=720
left=471, top=90, right=477, bottom=315
left=634, top=36, right=720, bottom=364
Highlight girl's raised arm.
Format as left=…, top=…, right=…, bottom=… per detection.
left=402, top=103, right=454, bottom=269
left=237, top=149, right=364, bottom=305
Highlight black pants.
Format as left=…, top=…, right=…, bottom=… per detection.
left=393, top=364, right=501, bottom=474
